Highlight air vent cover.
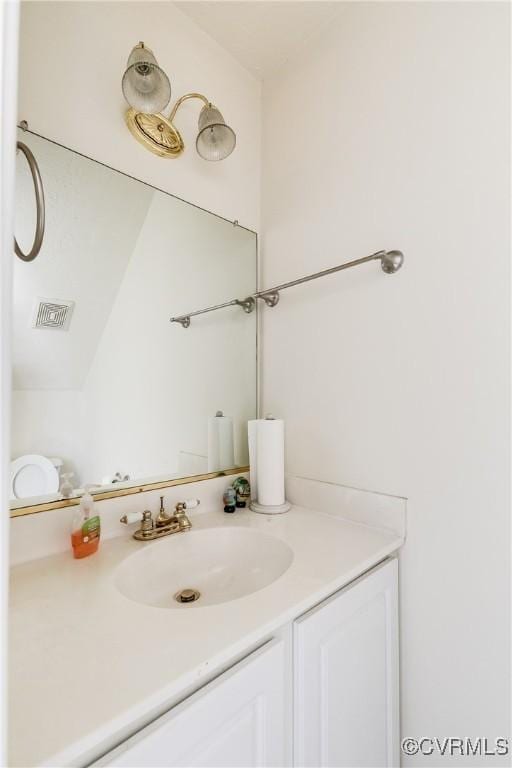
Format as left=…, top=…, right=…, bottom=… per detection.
left=32, top=298, right=75, bottom=330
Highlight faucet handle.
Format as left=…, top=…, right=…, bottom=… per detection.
left=174, top=499, right=197, bottom=531
left=176, top=498, right=200, bottom=512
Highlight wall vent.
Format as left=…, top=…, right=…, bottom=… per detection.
left=32, top=298, right=75, bottom=330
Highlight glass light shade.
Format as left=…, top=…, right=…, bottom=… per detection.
left=122, top=44, right=171, bottom=114
left=196, top=105, right=236, bottom=161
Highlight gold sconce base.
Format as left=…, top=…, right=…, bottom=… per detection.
left=125, top=108, right=185, bottom=158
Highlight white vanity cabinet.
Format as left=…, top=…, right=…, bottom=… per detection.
left=294, top=558, right=399, bottom=768
left=95, top=559, right=398, bottom=768
left=96, top=638, right=288, bottom=768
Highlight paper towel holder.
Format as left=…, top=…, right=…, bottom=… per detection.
left=249, top=415, right=291, bottom=515
left=249, top=500, right=291, bottom=514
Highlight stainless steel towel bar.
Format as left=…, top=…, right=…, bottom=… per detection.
left=170, top=249, right=404, bottom=328
left=14, top=129, right=45, bottom=262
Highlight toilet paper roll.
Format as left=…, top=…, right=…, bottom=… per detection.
left=207, top=412, right=234, bottom=472
left=248, top=418, right=289, bottom=512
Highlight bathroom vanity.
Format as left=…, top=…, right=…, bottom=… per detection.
left=9, top=480, right=405, bottom=768
left=97, top=559, right=397, bottom=768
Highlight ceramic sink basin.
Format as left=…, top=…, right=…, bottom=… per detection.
left=114, top=526, right=294, bottom=608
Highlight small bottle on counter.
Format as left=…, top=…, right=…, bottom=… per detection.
left=223, top=487, right=236, bottom=513
left=232, top=476, right=251, bottom=508
left=71, top=486, right=101, bottom=558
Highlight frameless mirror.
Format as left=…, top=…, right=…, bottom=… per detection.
left=11, top=128, right=257, bottom=514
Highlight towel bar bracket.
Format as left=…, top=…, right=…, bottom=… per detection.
left=257, top=292, right=280, bottom=308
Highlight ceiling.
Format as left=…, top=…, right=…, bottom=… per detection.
left=174, top=1, right=343, bottom=80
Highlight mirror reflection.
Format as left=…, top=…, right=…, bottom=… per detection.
left=11, top=129, right=257, bottom=510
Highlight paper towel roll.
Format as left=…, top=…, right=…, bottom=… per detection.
left=248, top=417, right=289, bottom=512
left=208, top=411, right=234, bottom=472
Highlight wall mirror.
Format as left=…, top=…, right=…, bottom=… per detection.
left=11, top=128, right=257, bottom=516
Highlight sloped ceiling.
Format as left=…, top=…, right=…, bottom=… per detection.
left=174, top=1, right=343, bottom=79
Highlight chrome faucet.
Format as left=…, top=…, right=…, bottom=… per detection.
left=120, top=497, right=198, bottom=541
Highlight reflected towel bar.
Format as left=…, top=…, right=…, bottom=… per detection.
left=170, top=248, right=404, bottom=328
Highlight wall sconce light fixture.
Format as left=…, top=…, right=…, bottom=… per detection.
left=122, top=42, right=236, bottom=162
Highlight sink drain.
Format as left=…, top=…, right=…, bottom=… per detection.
left=175, top=588, right=201, bottom=604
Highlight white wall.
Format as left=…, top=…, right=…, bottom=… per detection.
left=17, top=1, right=261, bottom=231
left=261, top=2, right=510, bottom=762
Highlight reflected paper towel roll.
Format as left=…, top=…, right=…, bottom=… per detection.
left=208, top=411, right=234, bottom=472
left=248, top=417, right=290, bottom=514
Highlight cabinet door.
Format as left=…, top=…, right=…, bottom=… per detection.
left=98, top=638, right=287, bottom=768
left=294, top=559, right=399, bottom=768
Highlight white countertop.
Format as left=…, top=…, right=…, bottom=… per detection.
left=9, top=504, right=403, bottom=767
